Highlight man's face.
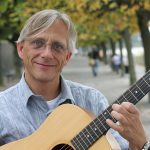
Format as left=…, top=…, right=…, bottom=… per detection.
left=17, top=20, right=72, bottom=83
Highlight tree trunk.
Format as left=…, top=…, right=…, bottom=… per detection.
left=137, top=9, right=150, bottom=71
left=101, top=42, right=107, bottom=64
left=118, top=38, right=125, bottom=77
left=8, top=33, right=22, bottom=78
left=122, top=28, right=136, bottom=85
left=0, top=43, right=4, bottom=86
left=136, top=9, right=150, bottom=102
left=110, top=38, right=116, bottom=55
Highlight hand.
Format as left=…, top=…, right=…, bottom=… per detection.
left=106, top=102, right=147, bottom=150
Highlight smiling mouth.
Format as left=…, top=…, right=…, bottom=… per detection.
left=35, top=62, right=56, bottom=67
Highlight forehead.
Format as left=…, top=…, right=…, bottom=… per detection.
left=33, top=20, right=69, bottom=44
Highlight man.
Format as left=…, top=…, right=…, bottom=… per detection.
left=111, top=53, right=121, bottom=74
left=0, top=9, right=149, bottom=150
left=88, top=47, right=100, bottom=77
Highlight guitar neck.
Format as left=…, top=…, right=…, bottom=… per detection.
left=71, top=70, right=150, bottom=150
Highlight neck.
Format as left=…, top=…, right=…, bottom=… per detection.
left=24, top=74, right=61, bottom=101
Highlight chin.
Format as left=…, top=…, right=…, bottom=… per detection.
left=34, top=73, right=57, bottom=82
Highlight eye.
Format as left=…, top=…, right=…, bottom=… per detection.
left=52, top=42, right=65, bottom=52
left=31, top=38, right=46, bottom=49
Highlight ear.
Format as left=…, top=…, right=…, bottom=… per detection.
left=16, top=42, right=24, bottom=59
left=64, top=52, right=72, bottom=65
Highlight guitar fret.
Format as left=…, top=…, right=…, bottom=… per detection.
left=138, top=80, right=150, bottom=95
left=91, top=121, right=104, bottom=138
left=93, top=118, right=106, bottom=133
left=97, top=115, right=110, bottom=133
left=138, top=79, right=147, bottom=94
left=73, top=132, right=89, bottom=150
left=92, top=120, right=103, bottom=135
left=107, top=107, right=117, bottom=122
left=130, top=84, right=145, bottom=103
left=143, top=78, right=150, bottom=87
left=71, top=139, right=81, bottom=150
left=124, top=89, right=137, bottom=104
left=71, top=135, right=86, bottom=150
left=88, top=124, right=99, bottom=138
left=90, top=122, right=103, bottom=136
left=97, top=117, right=107, bottom=130
left=122, top=95, right=128, bottom=102
left=136, top=84, right=145, bottom=95
left=102, top=107, right=116, bottom=123
left=72, top=122, right=100, bottom=149
left=116, top=99, right=121, bottom=104
left=142, top=79, right=150, bottom=95
left=80, top=131, right=93, bottom=148
left=102, top=113, right=107, bottom=120
left=129, top=89, right=138, bottom=102
left=79, top=132, right=91, bottom=147
left=84, top=128, right=95, bottom=143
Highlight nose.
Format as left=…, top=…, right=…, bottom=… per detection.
left=40, top=45, right=54, bottom=59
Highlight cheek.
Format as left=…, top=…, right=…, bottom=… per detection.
left=22, top=50, right=35, bottom=66
left=55, top=56, right=68, bottom=69
left=63, top=52, right=71, bottom=65
left=60, top=54, right=70, bottom=65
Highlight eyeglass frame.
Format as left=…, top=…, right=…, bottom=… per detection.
left=23, top=37, right=69, bottom=55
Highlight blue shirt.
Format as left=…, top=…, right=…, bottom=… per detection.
left=0, top=75, right=128, bottom=149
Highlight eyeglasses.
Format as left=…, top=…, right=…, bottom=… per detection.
left=26, top=38, right=68, bottom=54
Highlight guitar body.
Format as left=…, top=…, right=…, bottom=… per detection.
left=0, top=104, right=120, bottom=150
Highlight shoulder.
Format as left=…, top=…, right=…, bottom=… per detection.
left=0, top=84, right=19, bottom=105
left=66, top=79, right=91, bottom=89
left=65, top=79, right=109, bottom=115
left=65, top=79, right=99, bottom=94
left=0, top=83, right=18, bottom=95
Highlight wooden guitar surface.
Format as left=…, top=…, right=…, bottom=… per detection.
left=0, top=104, right=120, bottom=150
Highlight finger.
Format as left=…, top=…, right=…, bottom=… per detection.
left=106, top=119, right=124, bottom=132
left=112, top=103, right=129, bottom=116
left=111, top=110, right=127, bottom=124
left=121, top=102, right=139, bottom=114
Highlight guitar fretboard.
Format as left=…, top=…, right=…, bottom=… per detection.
left=71, top=70, right=150, bottom=150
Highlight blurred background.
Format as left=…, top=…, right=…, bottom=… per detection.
left=0, top=0, right=150, bottom=137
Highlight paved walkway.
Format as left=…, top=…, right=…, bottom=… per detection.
left=62, top=56, right=150, bottom=139
left=0, top=55, right=150, bottom=139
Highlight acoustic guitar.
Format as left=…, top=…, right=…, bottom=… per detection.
left=0, top=70, right=150, bottom=150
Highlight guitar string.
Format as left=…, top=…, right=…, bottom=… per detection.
left=76, top=77, right=150, bottom=149
left=59, top=93, right=148, bottom=150
left=64, top=93, right=149, bottom=149
left=59, top=75, right=150, bottom=150
left=70, top=79, right=150, bottom=149
left=87, top=79, right=150, bottom=135
left=75, top=81, right=150, bottom=149
left=63, top=78, right=150, bottom=150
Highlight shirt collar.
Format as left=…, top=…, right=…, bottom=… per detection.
left=60, top=75, right=75, bottom=104
left=18, top=74, right=75, bottom=107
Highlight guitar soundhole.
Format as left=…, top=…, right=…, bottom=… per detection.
left=52, top=143, right=74, bottom=150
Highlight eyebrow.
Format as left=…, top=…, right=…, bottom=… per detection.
left=52, top=40, right=65, bottom=46
left=31, top=37, right=47, bottom=42
left=29, top=36, right=67, bottom=48
left=32, top=37, right=65, bottom=44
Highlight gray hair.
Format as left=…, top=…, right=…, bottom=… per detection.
left=17, top=9, right=77, bottom=52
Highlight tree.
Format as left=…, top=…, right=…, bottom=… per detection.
left=0, top=43, right=3, bottom=85
left=0, top=0, right=26, bottom=82
left=112, top=0, right=150, bottom=101
left=114, top=0, right=150, bottom=71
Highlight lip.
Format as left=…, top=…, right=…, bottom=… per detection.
left=35, top=62, right=56, bottom=69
